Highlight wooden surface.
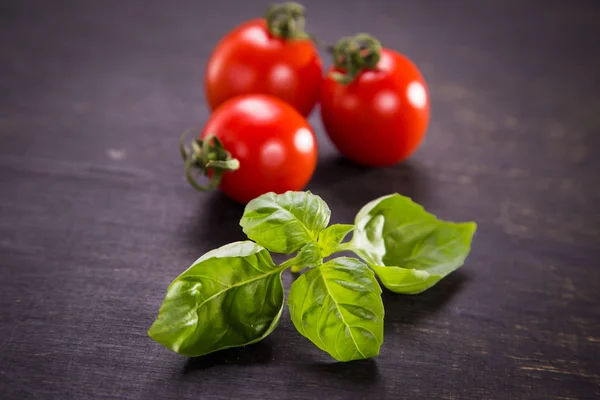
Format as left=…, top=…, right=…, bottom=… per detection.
left=1, top=0, right=599, bottom=399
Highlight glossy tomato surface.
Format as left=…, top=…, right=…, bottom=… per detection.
left=320, top=49, right=430, bottom=167
left=201, top=94, right=318, bottom=204
left=206, top=19, right=322, bottom=117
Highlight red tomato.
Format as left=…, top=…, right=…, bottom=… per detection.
left=320, top=49, right=430, bottom=167
left=201, top=94, right=318, bottom=204
left=205, top=19, right=323, bottom=117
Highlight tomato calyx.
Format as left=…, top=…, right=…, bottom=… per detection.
left=330, top=33, right=382, bottom=85
left=265, top=2, right=337, bottom=53
left=179, top=129, right=240, bottom=192
left=264, top=4, right=383, bottom=84
left=265, top=2, right=310, bottom=40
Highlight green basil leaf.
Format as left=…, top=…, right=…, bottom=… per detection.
left=352, top=194, right=477, bottom=294
left=317, top=224, right=355, bottom=257
left=368, top=265, right=445, bottom=295
left=294, top=242, right=323, bottom=269
left=288, top=257, right=384, bottom=362
left=148, top=241, right=285, bottom=357
left=240, top=191, right=331, bottom=254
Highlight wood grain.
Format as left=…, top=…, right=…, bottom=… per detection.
left=1, top=0, right=599, bottom=399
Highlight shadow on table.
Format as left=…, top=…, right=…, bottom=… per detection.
left=179, top=343, right=380, bottom=386
left=181, top=190, right=246, bottom=254
left=307, top=154, right=431, bottom=209
left=181, top=153, right=431, bottom=256
left=299, top=358, right=381, bottom=386
left=382, top=270, right=468, bottom=329
left=181, top=341, right=273, bottom=373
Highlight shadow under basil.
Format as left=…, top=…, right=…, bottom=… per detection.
left=180, top=191, right=247, bottom=255
left=307, top=154, right=431, bottom=210
left=181, top=341, right=274, bottom=373
left=299, top=358, right=380, bottom=386
left=382, top=270, right=468, bottom=330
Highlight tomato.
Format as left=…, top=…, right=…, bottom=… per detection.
left=199, top=94, right=318, bottom=204
left=320, top=48, right=430, bottom=167
left=205, top=18, right=323, bottom=117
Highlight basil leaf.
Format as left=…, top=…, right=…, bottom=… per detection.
left=148, top=241, right=285, bottom=357
left=294, top=242, right=323, bottom=269
left=240, top=191, right=331, bottom=254
left=352, top=194, right=477, bottom=294
left=317, top=224, right=355, bottom=257
left=368, top=265, right=447, bottom=295
left=288, top=257, right=384, bottom=362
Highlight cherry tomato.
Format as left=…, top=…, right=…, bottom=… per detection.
left=320, top=48, right=430, bottom=167
left=205, top=19, right=323, bottom=117
left=201, top=94, right=318, bottom=204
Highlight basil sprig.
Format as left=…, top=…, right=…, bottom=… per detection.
left=149, top=191, right=476, bottom=362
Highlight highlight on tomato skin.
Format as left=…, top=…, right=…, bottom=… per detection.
left=320, top=48, right=431, bottom=167
left=205, top=18, right=323, bottom=118
left=201, top=94, right=318, bottom=204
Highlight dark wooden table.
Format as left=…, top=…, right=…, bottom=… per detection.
left=1, top=0, right=599, bottom=399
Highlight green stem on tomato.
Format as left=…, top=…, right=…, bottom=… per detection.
left=179, top=129, right=239, bottom=192
left=264, top=2, right=337, bottom=53
left=264, top=3, right=381, bottom=85
left=265, top=2, right=308, bottom=40
left=330, top=33, right=382, bottom=85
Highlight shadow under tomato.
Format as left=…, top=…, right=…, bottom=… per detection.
left=306, top=154, right=432, bottom=211
left=382, top=270, right=468, bottom=331
left=181, top=341, right=274, bottom=373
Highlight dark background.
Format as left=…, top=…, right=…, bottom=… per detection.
left=1, top=0, right=599, bottom=399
